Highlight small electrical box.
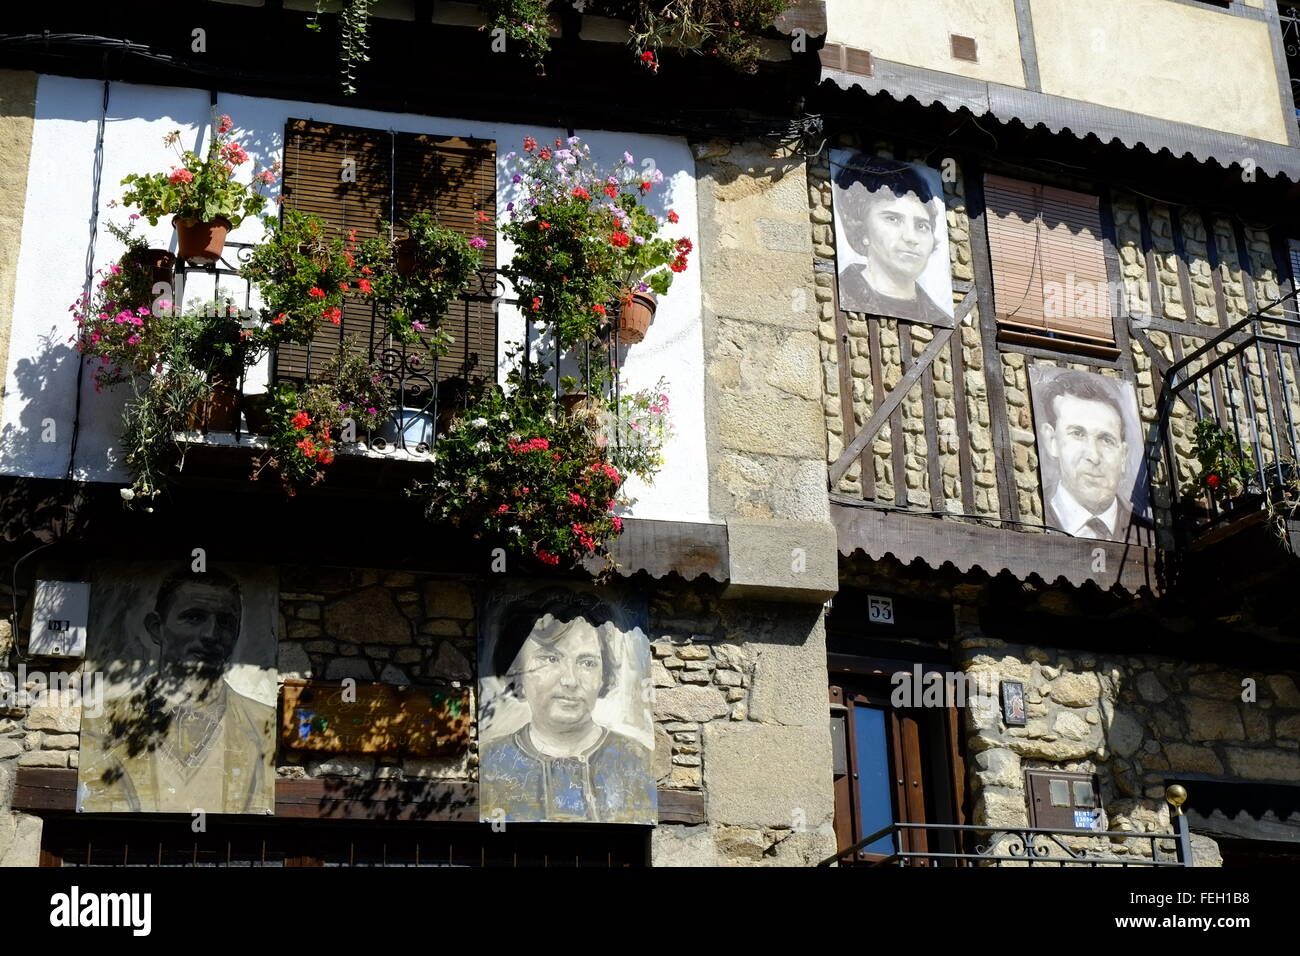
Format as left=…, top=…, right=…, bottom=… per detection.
left=28, top=580, right=91, bottom=658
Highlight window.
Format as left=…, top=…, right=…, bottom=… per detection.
left=276, top=118, right=497, bottom=387
left=983, top=174, right=1116, bottom=351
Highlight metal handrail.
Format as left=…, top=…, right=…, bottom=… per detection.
left=818, top=820, right=1189, bottom=868
left=1154, top=285, right=1300, bottom=540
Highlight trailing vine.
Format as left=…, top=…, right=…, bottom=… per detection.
left=308, top=0, right=378, bottom=95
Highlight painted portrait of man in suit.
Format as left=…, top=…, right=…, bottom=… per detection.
left=1029, top=367, right=1150, bottom=542
left=77, top=566, right=277, bottom=814
left=478, top=586, right=655, bottom=825
left=831, top=151, right=955, bottom=326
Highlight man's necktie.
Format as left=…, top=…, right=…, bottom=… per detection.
left=1084, top=517, right=1111, bottom=538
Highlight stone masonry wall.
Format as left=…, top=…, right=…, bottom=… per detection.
left=0, top=70, right=37, bottom=431
left=958, top=606, right=1300, bottom=865
left=0, top=565, right=481, bottom=866
left=673, top=135, right=837, bottom=866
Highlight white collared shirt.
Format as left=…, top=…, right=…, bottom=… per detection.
left=1051, top=484, right=1119, bottom=538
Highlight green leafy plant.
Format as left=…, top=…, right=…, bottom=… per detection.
left=252, top=339, right=394, bottom=495
left=241, top=210, right=367, bottom=346
left=501, top=135, right=691, bottom=346
left=96, top=299, right=255, bottom=506
left=119, top=365, right=212, bottom=508
left=415, top=364, right=627, bottom=571
left=1183, top=419, right=1252, bottom=503
left=120, top=115, right=276, bottom=228
left=606, top=377, right=672, bottom=481
left=626, top=0, right=789, bottom=74
left=358, top=212, right=485, bottom=350
left=480, top=0, right=555, bottom=72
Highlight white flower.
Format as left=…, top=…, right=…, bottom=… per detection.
left=498, top=412, right=509, bottom=421
left=474, top=440, right=491, bottom=452
left=119, top=488, right=135, bottom=501
left=508, top=526, right=522, bottom=536
left=472, top=417, right=488, bottom=428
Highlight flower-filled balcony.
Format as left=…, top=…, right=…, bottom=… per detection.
left=73, top=124, right=690, bottom=573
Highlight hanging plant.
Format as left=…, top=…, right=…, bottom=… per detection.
left=414, top=363, right=629, bottom=572
left=500, top=135, right=691, bottom=348
left=356, top=212, right=485, bottom=351
left=251, top=338, right=394, bottom=495
left=308, top=0, right=379, bottom=95
left=479, top=0, right=556, bottom=72
left=241, top=209, right=368, bottom=346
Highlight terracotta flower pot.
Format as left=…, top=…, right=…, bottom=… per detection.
left=559, top=392, right=590, bottom=415
left=241, top=393, right=273, bottom=435
left=617, top=290, right=657, bottom=344
left=122, top=247, right=176, bottom=288
left=174, top=216, right=232, bottom=265
left=186, top=385, right=240, bottom=432
left=395, top=237, right=417, bottom=276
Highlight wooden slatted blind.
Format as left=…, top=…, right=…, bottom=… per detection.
left=984, top=174, right=1114, bottom=345
left=277, top=118, right=496, bottom=385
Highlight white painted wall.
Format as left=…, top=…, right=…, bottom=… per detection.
left=0, top=75, right=708, bottom=523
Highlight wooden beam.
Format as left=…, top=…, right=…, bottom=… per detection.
left=964, top=164, right=1019, bottom=523
left=829, top=326, right=955, bottom=485
left=12, top=767, right=705, bottom=825
left=1137, top=196, right=1164, bottom=322
left=949, top=325, right=977, bottom=513
left=893, top=322, right=912, bottom=507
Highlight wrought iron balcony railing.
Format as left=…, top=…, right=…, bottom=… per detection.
left=818, top=820, right=1192, bottom=867
left=1155, top=290, right=1300, bottom=542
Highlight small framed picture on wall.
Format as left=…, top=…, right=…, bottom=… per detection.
left=1001, top=680, right=1027, bottom=727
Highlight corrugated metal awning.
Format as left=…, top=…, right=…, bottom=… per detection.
left=820, top=54, right=1300, bottom=184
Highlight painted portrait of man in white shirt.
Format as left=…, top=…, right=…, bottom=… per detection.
left=1029, top=366, right=1151, bottom=542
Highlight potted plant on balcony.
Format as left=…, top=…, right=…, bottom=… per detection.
left=414, top=363, right=630, bottom=573
left=105, top=214, right=175, bottom=293
left=1183, top=419, right=1254, bottom=514
left=500, top=136, right=691, bottom=349
left=357, top=211, right=485, bottom=351
left=241, top=209, right=362, bottom=347
left=605, top=377, right=674, bottom=480
left=252, top=338, right=393, bottom=494
left=120, top=114, right=277, bottom=264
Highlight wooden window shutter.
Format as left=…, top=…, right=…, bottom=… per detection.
left=279, top=118, right=393, bottom=382
left=984, top=174, right=1114, bottom=346
left=395, top=132, right=497, bottom=384
left=277, top=119, right=497, bottom=385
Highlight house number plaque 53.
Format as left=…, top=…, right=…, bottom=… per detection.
left=868, top=596, right=894, bottom=624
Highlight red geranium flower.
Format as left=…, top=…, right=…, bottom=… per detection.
left=308, top=287, right=326, bottom=298
left=291, top=411, right=311, bottom=430
left=610, top=231, right=630, bottom=248
left=667, top=210, right=679, bottom=224
left=523, top=136, right=537, bottom=152
left=1206, top=473, right=1221, bottom=489
left=604, top=184, right=618, bottom=198
left=571, top=186, right=591, bottom=201
left=592, top=303, right=606, bottom=317
left=538, top=221, right=551, bottom=230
